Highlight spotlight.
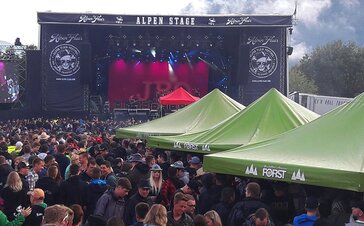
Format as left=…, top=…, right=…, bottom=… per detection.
left=287, top=47, right=293, bottom=55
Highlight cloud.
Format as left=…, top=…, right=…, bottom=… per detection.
left=289, top=42, right=310, bottom=65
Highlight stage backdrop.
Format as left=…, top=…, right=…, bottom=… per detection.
left=238, top=27, right=287, bottom=105
left=41, top=25, right=88, bottom=111
left=108, top=60, right=208, bottom=108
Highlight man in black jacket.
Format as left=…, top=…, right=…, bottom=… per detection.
left=228, top=182, right=271, bottom=226
left=59, top=164, right=87, bottom=206
left=23, top=188, right=47, bottom=226
left=124, top=179, right=151, bottom=226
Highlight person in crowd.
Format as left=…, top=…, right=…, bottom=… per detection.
left=160, top=167, right=183, bottom=210
left=0, top=207, right=31, bottom=226
left=13, top=156, right=25, bottom=170
left=100, top=160, right=117, bottom=188
left=212, top=187, right=236, bottom=226
left=327, top=199, right=350, bottom=226
left=146, top=155, right=156, bottom=169
left=27, top=157, right=45, bottom=191
left=78, top=151, right=89, bottom=172
left=80, top=157, right=97, bottom=183
left=167, top=192, right=193, bottom=226
left=30, top=142, right=41, bottom=156
left=21, top=145, right=32, bottom=164
left=124, top=180, right=151, bottom=226
left=345, top=201, right=364, bottom=226
left=157, top=152, right=169, bottom=180
left=0, top=171, right=29, bottom=221
left=16, top=161, right=30, bottom=191
left=35, top=165, right=61, bottom=206
left=293, top=196, right=320, bottom=226
left=70, top=204, right=84, bottom=226
left=84, top=167, right=108, bottom=221
left=54, top=144, right=70, bottom=179
left=186, top=156, right=201, bottom=179
left=244, top=208, right=273, bottom=226
left=170, top=179, right=202, bottom=210
left=23, top=188, right=47, bottom=226
left=0, top=156, right=14, bottom=190
left=185, top=194, right=197, bottom=219
left=132, top=202, right=150, bottom=226
left=194, top=214, right=208, bottom=226
left=149, top=164, right=163, bottom=203
left=204, top=210, right=222, bottom=226
left=64, top=153, right=80, bottom=180
left=228, top=182, right=271, bottom=226
left=42, top=204, right=74, bottom=226
left=127, top=153, right=150, bottom=195
left=170, top=161, right=189, bottom=185
left=94, top=177, right=132, bottom=221
left=144, top=204, right=168, bottom=226
left=38, top=155, right=56, bottom=178
left=59, top=164, right=87, bottom=207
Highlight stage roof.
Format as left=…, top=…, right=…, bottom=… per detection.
left=38, top=12, right=293, bottom=27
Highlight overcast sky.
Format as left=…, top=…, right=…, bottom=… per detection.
left=1, top=0, right=363, bottom=64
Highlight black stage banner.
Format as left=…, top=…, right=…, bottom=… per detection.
left=41, top=25, right=87, bottom=111
left=38, top=12, right=292, bottom=27
left=241, top=27, right=286, bottom=104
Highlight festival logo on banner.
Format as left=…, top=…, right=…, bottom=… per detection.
left=49, top=44, right=80, bottom=80
left=249, top=46, right=277, bottom=79
left=247, top=35, right=279, bottom=83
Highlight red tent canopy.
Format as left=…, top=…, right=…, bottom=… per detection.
left=159, top=87, right=200, bottom=105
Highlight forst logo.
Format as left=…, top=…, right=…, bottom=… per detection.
left=49, top=44, right=80, bottom=77
left=262, top=167, right=286, bottom=179
left=249, top=46, right=277, bottom=79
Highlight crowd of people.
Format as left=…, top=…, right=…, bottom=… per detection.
left=0, top=117, right=363, bottom=226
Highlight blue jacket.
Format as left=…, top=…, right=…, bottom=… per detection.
left=293, top=214, right=318, bottom=226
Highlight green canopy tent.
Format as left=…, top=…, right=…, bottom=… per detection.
left=116, top=89, right=244, bottom=139
left=147, top=88, right=319, bottom=153
left=203, top=92, right=364, bottom=192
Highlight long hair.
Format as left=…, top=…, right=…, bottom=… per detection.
left=204, top=210, right=222, bottom=226
left=5, top=171, right=23, bottom=192
left=149, top=170, right=163, bottom=195
left=144, top=204, right=167, bottom=226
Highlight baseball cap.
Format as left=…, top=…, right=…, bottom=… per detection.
left=187, top=179, right=202, bottom=194
left=151, top=164, right=162, bottom=171
left=170, top=161, right=185, bottom=169
left=138, top=179, right=151, bottom=189
left=28, top=188, right=45, bottom=200
left=188, top=156, right=201, bottom=164
left=17, top=161, right=29, bottom=170
left=15, top=141, right=23, bottom=149
left=305, top=196, right=319, bottom=209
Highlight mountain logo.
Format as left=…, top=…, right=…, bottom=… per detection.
left=245, top=164, right=257, bottom=176
left=202, top=144, right=210, bottom=152
left=291, top=169, right=305, bottom=181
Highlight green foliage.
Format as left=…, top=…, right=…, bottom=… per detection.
left=289, top=65, right=318, bottom=94
left=294, top=40, right=364, bottom=97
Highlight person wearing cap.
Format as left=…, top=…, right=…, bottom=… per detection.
left=17, top=161, right=30, bottom=191
left=127, top=153, right=150, bottom=196
left=149, top=164, right=164, bottom=202
left=94, top=177, right=132, bottom=222
left=124, top=179, right=151, bottom=226
left=186, top=156, right=202, bottom=179
left=346, top=201, right=364, bottom=226
left=170, top=160, right=189, bottom=185
left=293, top=196, right=319, bottom=226
left=14, top=141, right=23, bottom=155
left=23, top=188, right=47, bottom=226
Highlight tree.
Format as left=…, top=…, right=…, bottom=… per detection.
left=289, top=65, right=318, bottom=94
left=294, top=40, right=364, bottom=97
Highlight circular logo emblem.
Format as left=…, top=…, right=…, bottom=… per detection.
left=49, top=44, right=80, bottom=76
left=249, top=46, right=277, bottom=78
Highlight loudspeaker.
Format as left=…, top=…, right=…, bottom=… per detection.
left=287, top=46, right=293, bottom=56
left=79, top=42, right=92, bottom=84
